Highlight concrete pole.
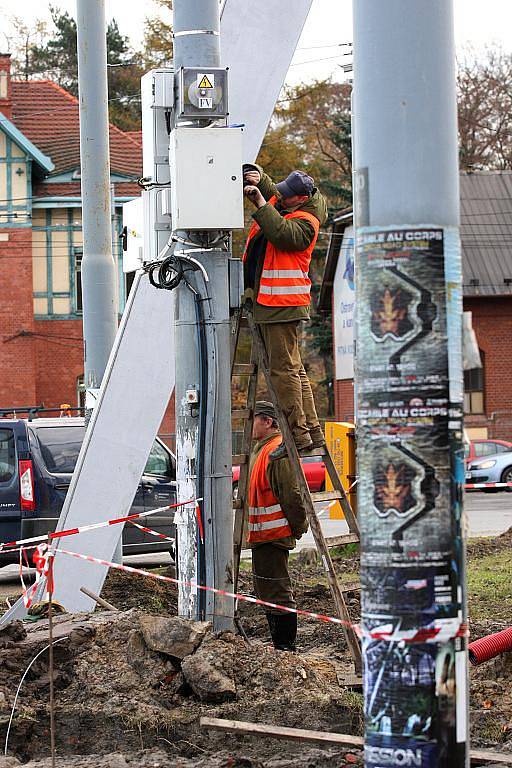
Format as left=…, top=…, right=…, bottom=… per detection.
left=76, top=0, right=118, bottom=414
left=173, top=0, right=234, bottom=630
left=353, top=2, right=468, bottom=766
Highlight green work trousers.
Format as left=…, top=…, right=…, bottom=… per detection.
left=259, top=321, right=320, bottom=447
left=252, top=543, right=295, bottom=614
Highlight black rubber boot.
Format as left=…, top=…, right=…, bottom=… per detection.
left=267, top=612, right=297, bottom=651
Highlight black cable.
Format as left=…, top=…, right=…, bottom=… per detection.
left=148, top=253, right=184, bottom=291
left=194, top=290, right=208, bottom=621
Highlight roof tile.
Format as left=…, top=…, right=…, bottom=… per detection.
left=11, top=80, right=142, bottom=179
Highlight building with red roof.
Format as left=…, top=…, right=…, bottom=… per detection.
left=0, top=53, right=143, bottom=416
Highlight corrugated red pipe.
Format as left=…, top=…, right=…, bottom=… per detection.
left=469, top=627, right=512, bottom=666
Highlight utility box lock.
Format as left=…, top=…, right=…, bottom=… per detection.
left=177, top=67, right=228, bottom=119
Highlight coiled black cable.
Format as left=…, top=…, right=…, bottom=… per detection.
left=148, top=254, right=184, bottom=291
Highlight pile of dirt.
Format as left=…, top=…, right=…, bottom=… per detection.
left=2, top=528, right=512, bottom=764
left=0, top=608, right=363, bottom=766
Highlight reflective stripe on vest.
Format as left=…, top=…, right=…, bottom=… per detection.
left=248, top=435, right=292, bottom=544
left=242, top=195, right=320, bottom=308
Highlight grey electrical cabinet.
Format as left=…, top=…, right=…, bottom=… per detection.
left=169, top=127, right=244, bottom=231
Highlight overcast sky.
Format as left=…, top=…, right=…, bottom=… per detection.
left=1, top=0, right=511, bottom=86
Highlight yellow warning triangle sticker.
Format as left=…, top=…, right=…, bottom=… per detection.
left=198, top=74, right=214, bottom=89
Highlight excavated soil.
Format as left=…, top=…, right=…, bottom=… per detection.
left=0, top=530, right=511, bottom=765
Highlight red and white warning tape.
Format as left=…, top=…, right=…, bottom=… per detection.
left=0, top=497, right=198, bottom=553
left=128, top=520, right=175, bottom=542
left=52, top=547, right=468, bottom=644
left=464, top=481, right=512, bottom=490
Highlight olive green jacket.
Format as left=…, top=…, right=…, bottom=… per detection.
left=249, top=433, right=309, bottom=550
left=243, top=166, right=328, bottom=324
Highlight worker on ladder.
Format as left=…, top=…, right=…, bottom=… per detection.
left=248, top=400, right=309, bottom=651
left=242, top=165, right=328, bottom=460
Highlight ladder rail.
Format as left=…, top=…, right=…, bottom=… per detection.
left=249, top=318, right=362, bottom=671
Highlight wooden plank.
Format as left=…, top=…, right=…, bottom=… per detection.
left=232, top=454, right=248, bottom=466
left=311, top=490, right=343, bottom=503
left=233, top=363, right=257, bottom=375
left=200, top=718, right=364, bottom=748
left=201, top=718, right=512, bottom=765
left=470, top=750, right=512, bottom=765
left=325, top=533, right=360, bottom=548
left=341, top=580, right=360, bottom=593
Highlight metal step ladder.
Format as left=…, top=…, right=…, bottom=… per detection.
left=230, top=309, right=362, bottom=672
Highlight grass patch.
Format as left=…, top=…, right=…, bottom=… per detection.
left=329, top=542, right=359, bottom=559
left=468, top=549, right=512, bottom=621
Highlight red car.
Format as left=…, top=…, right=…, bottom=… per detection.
left=464, top=438, right=512, bottom=464
left=232, top=454, right=325, bottom=495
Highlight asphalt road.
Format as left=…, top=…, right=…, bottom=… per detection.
left=1, top=492, right=511, bottom=596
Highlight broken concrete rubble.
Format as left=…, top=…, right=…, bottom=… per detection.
left=138, top=615, right=210, bottom=659
left=181, top=634, right=236, bottom=702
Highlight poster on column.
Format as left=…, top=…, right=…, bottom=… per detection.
left=356, top=227, right=466, bottom=767
left=333, top=225, right=355, bottom=381
left=355, top=228, right=464, bottom=621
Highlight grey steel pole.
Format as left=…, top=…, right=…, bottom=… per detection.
left=76, top=0, right=118, bottom=412
left=353, top=2, right=468, bottom=766
left=173, top=0, right=234, bottom=630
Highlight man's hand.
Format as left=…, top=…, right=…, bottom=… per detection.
left=243, top=170, right=261, bottom=186
left=244, top=185, right=266, bottom=209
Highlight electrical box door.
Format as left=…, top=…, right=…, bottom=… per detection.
left=169, top=127, right=244, bottom=231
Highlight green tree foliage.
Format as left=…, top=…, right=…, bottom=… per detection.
left=141, top=0, right=173, bottom=68
left=10, top=7, right=143, bottom=131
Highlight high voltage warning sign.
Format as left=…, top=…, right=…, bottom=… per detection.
left=197, top=73, right=214, bottom=89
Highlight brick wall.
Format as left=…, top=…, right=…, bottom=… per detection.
left=334, top=379, right=355, bottom=423
left=0, top=229, right=37, bottom=408
left=33, top=318, right=84, bottom=410
left=331, top=296, right=512, bottom=435
left=465, top=296, right=512, bottom=438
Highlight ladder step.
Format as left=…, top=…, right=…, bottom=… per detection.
left=325, top=533, right=360, bottom=548
left=232, top=408, right=252, bottom=420
left=232, top=454, right=248, bottom=465
left=232, top=363, right=257, bottom=375
left=342, top=581, right=361, bottom=593
left=311, top=490, right=343, bottom=503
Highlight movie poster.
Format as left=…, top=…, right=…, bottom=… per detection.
left=355, top=228, right=467, bottom=768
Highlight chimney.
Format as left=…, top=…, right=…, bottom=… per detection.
left=0, top=54, right=12, bottom=120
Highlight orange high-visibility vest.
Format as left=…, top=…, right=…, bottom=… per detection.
left=242, top=195, right=320, bottom=307
left=248, top=435, right=292, bottom=544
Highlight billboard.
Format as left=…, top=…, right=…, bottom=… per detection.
left=333, top=225, right=355, bottom=381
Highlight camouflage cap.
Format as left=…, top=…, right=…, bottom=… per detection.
left=254, top=400, right=277, bottom=421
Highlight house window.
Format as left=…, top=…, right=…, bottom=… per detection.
left=464, top=354, right=484, bottom=414
left=74, top=247, right=83, bottom=313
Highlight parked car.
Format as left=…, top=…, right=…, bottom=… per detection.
left=0, top=417, right=176, bottom=564
left=466, top=449, right=512, bottom=490
left=232, top=453, right=325, bottom=497
left=464, top=438, right=512, bottom=464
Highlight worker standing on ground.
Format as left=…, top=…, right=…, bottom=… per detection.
left=242, top=165, right=328, bottom=460
left=248, top=401, right=309, bottom=651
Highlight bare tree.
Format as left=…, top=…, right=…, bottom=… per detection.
left=3, top=15, right=48, bottom=80
left=458, top=46, right=512, bottom=170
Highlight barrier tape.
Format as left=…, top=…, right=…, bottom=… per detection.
left=128, top=520, right=175, bottom=543
left=464, top=481, right=512, bottom=489
left=53, top=547, right=468, bottom=644
left=0, top=497, right=199, bottom=553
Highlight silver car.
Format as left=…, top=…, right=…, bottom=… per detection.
left=466, top=449, right=512, bottom=489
